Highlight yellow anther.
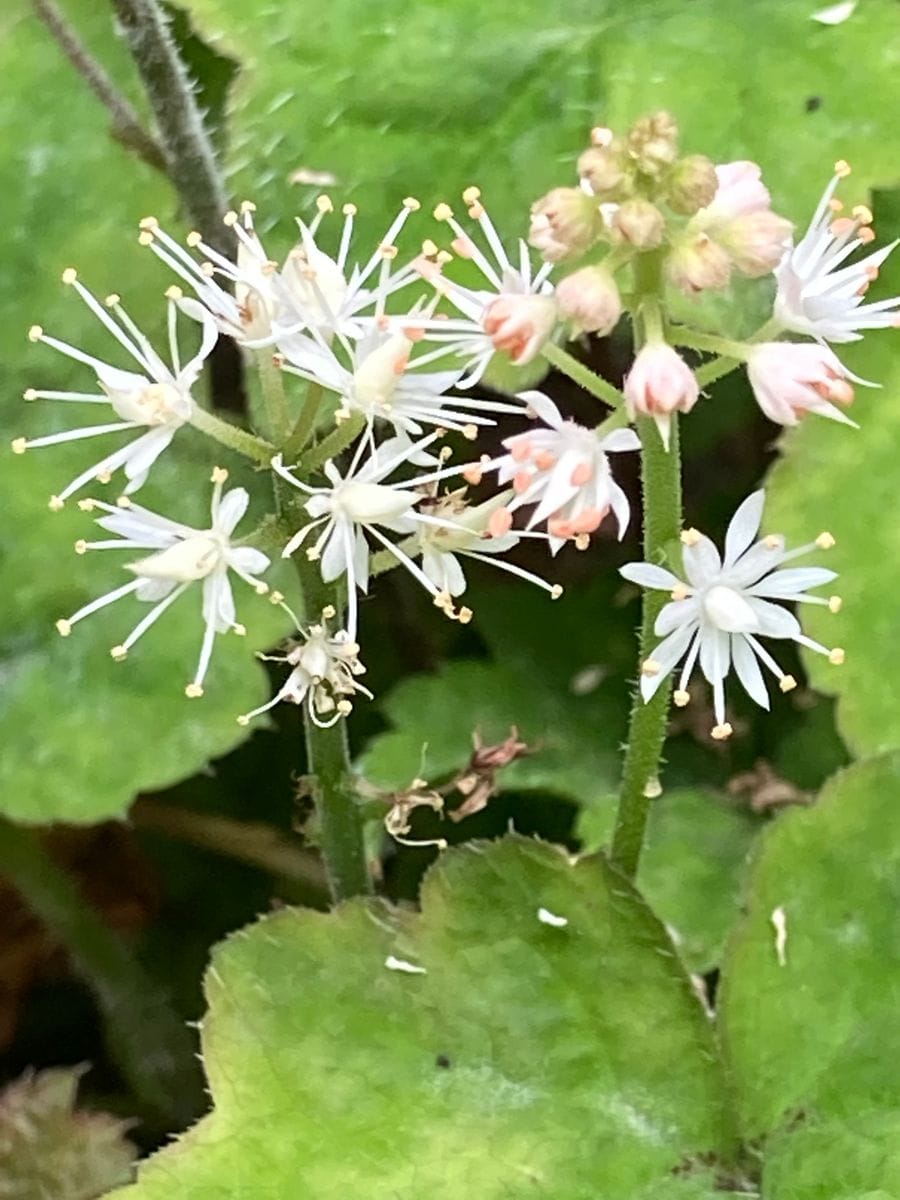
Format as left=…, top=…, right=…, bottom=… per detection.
left=574, top=533, right=590, bottom=551
left=139, top=216, right=159, bottom=230
left=255, top=582, right=270, bottom=595
left=23, top=388, right=37, bottom=401
left=834, top=159, right=851, bottom=178
left=186, top=231, right=203, bottom=247
left=461, top=424, right=478, bottom=441
left=315, top=194, right=334, bottom=213
left=829, top=647, right=845, bottom=665
left=74, top=539, right=87, bottom=555
left=48, top=495, right=64, bottom=511
left=828, top=595, right=843, bottom=613
left=185, top=683, right=204, bottom=698
left=711, top=722, right=733, bottom=741
left=223, top=210, right=238, bottom=227
left=379, top=243, right=399, bottom=260
left=852, top=204, right=873, bottom=225
left=467, top=202, right=485, bottom=219
left=671, top=583, right=690, bottom=601
left=336, top=699, right=353, bottom=715
left=680, top=527, right=701, bottom=546
left=165, top=285, right=184, bottom=301
left=138, top=231, right=154, bottom=246
left=641, top=658, right=662, bottom=677
left=435, top=250, right=453, bottom=265
left=673, top=689, right=690, bottom=707
left=433, top=203, right=453, bottom=221
left=270, top=591, right=284, bottom=605
left=55, top=619, right=72, bottom=637
left=306, top=547, right=321, bottom=561
left=28, top=325, right=43, bottom=342
left=233, top=623, right=247, bottom=637
left=61, top=267, right=77, bottom=285
left=322, top=605, right=336, bottom=620
left=421, top=238, right=438, bottom=256
left=763, top=534, right=783, bottom=549
left=104, top=293, right=121, bottom=308
left=816, top=531, right=835, bottom=550
left=458, top=607, right=473, bottom=625
left=403, top=196, right=421, bottom=211
left=236, top=714, right=250, bottom=726
left=78, top=499, right=95, bottom=512
left=779, top=674, right=797, bottom=693
left=116, top=495, right=132, bottom=508
left=240, top=200, right=257, bottom=214
left=341, top=202, right=357, bottom=216
left=96, top=470, right=112, bottom=484
left=550, top=585, right=564, bottom=600
left=210, top=466, right=229, bottom=484
left=11, top=437, right=27, bottom=454
left=110, top=645, right=128, bottom=661
left=462, top=186, right=481, bottom=205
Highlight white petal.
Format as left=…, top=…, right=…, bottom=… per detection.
left=655, top=598, right=700, bottom=636
left=682, top=535, right=722, bottom=586
left=732, top=636, right=770, bottom=709
left=724, top=491, right=765, bottom=566
left=601, top=428, right=641, bottom=454
left=639, top=622, right=697, bottom=702
left=749, top=567, right=837, bottom=597
left=620, top=562, right=682, bottom=591
left=519, top=389, right=563, bottom=427
left=746, top=598, right=801, bottom=639
left=229, top=546, right=270, bottom=576
left=320, top=524, right=350, bottom=582
left=699, top=625, right=731, bottom=683
left=216, top=487, right=250, bottom=536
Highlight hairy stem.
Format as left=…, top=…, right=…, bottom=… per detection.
left=0, top=817, right=203, bottom=1130
left=255, top=350, right=289, bottom=443
left=32, top=0, right=166, bottom=173
left=189, top=404, right=274, bottom=464
left=542, top=342, right=625, bottom=409
left=283, top=381, right=325, bottom=462
left=298, top=414, right=366, bottom=472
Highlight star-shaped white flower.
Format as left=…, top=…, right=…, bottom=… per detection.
left=56, top=468, right=270, bottom=696
left=489, top=391, right=640, bottom=553
left=620, top=490, right=843, bottom=739
left=410, top=189, right=558, bottom=387
left=238, top=607, right=372, bottom=728
left=15, top=272, right=216, bottom=507
left=774, top=165, right=900, bottom=343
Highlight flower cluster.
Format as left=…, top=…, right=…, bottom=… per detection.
left=16, top=109, right=898, bottom=734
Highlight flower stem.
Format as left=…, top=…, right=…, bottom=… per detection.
left=666, top=327, right=751, bottom=360
left=610, top=413, right=682, bottom=878
left=189, top=404, right=274, bottom=465
left=0, top=816, right=204, bottom=1131
left=298, top=414, right=366, bottom=472
left=687, top=317, right=783, bottom=389
left=542, top=342, right=625, bottom=410
left=255, top=350, right=289, bottom=443
left=283, top=381, right=325, bottom=462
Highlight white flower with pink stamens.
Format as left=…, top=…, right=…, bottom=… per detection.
left=279, top=326, right=525, bottom=438
left=55, top=468, right=270, bottom=697
left=774, top=166, right=900, bottom=343
left=238, top=610, right=372, bottom=728
left=620, top=490, right=843, bottom=740
left=272, top=435, right=485, bottom=636
left=490, top=391, right=639, bottom=554
left=623, top=343, right=699, bottom=449
left=746, top=342, right=857, bottom=427
left=141, top=197, right=425, bottom=347
left=411, top=190, right=557, bottom=387
left=15, top=271, right=216, bottom=508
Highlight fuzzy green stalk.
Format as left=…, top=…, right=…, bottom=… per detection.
left=188, top=404, right=274, bottom=464
left=255, top=349, right=289, bottom=443
left=610, top=257, right=683, bottom=878
left=283, top=381, right=325, bottom=462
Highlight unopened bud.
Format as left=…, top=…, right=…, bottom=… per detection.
left=482, top=294, right=558, bottom=364
left=577, top=143, right=626, bottom=198
left=718, top=210, right=794, bottom=278
left=667, top=155, right=718, bottom=215
left=529, top=188, right=603, bottom=262
left=555, top=266, right=622, bottom=336
left=624, top=343, right=698, bottom=450
left=626, top=110, right=679, bottom=177
left=612, top=199, right=665, bottom=250
left=665, top=232, right=732, bottom=295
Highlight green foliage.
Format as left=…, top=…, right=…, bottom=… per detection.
left=0, top=1067, right=136, bottom=1200
left=720, top=754, right=900, bottom=1146
left=110, top=837, right=733, bottom=1199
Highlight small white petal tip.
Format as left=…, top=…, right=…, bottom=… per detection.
left=384, top=955, right=427, bottom=975
left=537, top=907, right=568, bottom=928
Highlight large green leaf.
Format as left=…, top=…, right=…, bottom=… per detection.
left=720, top=754, right=900, bottom=1143
left=110, top=837, right=735, bottom=1198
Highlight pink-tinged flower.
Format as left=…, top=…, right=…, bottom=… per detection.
left=774, top=167, right=900, bottom=343
left=490, top=391, right=640, bottom=554
left=623, top=344, right=699, bottom=449
left=665, top=232, right=732, bottom=295
left=528, top=188, right=603, bottom=262
left=706, top=161, right=773, bottom=221
left=555, top=266, right=622, bottom=336
left=746, top=343, right=857, bottom=427
left=719, top=210, right=793, bottom=278
left=482, top=294, right=559, bottom=364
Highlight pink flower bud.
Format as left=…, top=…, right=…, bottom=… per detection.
left=577, top=144, right=626, bottom=197
left=624, top=344, right=699, bottom=449
left=482, top=294, right=558, bottom=364
left=529, top=188, right=603, bottom=262
left=719, top=210, right=794, bottom=278
left=612, top=199, right=665, bottom=249
left=667, top=155, right=719, bottom=215
left=625, top=111, right=679, bottom=177
left=746, top=343, right=857, bottom=427
left=555, top=266, right=622, bottom=335
left=707, top=161, right=772, bottom=220
left=665, top=232, right=732, bottom=294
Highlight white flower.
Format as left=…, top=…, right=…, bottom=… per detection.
left=411, top=190, right=557, bottom=386
left=272, top=435, right=479, bottom=636
left=774, top=166, right=900, bottom=343
left=15, top=272, right=216, bottom=507
left=141, top=197, right=425, bottom=348
left=279, top=326, right=525, bottom=438
left=55, top=468, right=270, bottom=696
left=237, top=608, right=372, bottom=728
left=414, top=489, right=562, bottom=601
left=490, top=391, right=640, bottom=554
left=746, top=342, right=857, bottom=427
left=620, top=490, right=843, bottom=739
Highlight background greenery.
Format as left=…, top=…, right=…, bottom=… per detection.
left=1, top=0, right=899, bottom=1196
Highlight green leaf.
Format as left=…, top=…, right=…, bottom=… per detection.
left=762, top=1113, right=900, bottom=1200
left=579, top=789, right=761, bottom=974
left=110, top=837, right=735, bottom=1198
left=720, top=753, right=900, bottom=1140
left=0, top=1067, right=136, bottom=1200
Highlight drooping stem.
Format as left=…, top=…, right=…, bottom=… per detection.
left=32, top=0, right=167, bottom=174
left=610, top=255, right=683, bottom=879
left=542, top=342, right=625, bottom=410
left=0, top=817, right=204, bottom=1131
left=188, top=404, right=274, bottom=464
left=610, top=414, right=682, bottom=877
